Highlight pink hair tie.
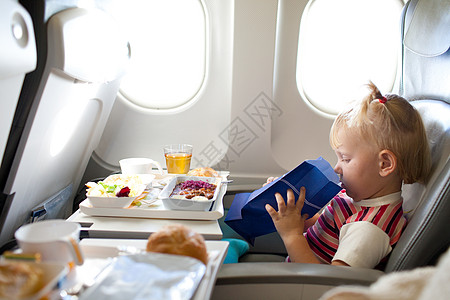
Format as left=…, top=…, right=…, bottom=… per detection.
left=378, top=96, right=387, bottom=104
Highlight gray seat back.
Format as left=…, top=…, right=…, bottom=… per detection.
left=398, top=0, right=450, bottom=101
left=385, top=100, right=450, bottom=272
left=385, top=0, right=450, bottom=272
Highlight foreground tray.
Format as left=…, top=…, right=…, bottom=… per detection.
left=79, top=183, right=226, bottom=221
left=58, top=239, right=229, bottom=300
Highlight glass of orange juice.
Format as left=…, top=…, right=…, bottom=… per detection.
left=163, top=144, right=193, bottom=174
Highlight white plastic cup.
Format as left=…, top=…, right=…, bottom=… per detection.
left=15, top=220, right=84, bottom=266
left=119, top=158, right=163, bottom=175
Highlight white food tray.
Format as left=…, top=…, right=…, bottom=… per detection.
left=159, top=176, right=223, bottom=211
left=75, top=239, right=229, bottom=300
left=79, top=174, right=228, bottom=221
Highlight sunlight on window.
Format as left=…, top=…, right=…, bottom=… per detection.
left=104, top=0, right=206, bottom=109
left=296, top=0, right=404, bottom=116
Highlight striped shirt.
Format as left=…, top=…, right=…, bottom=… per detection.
left=305, top=191, right=407, bottom=267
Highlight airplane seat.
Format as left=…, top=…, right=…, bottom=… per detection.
left=0, top=0, right=36, bottom=165
left=212, top=0, right=450, bottom=298
left=0, top=6, right=130, bottom=249
left=385, top=0, right=450, bottom=271
left=397, top=0, right=450, bottom=102
left=0, top=0, right=37, bottom=252
left=385, top=100, right=450, bottom=272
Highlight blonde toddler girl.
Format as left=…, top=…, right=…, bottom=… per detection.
left=266, top=82, right=431, bottom=268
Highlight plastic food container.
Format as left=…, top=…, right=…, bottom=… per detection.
left=85, top=174, right=152, bottom=208
left=86, top=193, right=143, bottom=208
left=159, top=176, right=222, bottom=211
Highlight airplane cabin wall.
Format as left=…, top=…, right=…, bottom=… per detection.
left=77, top=0, right=408, bottom=197
left=272, top=0, right=336, bottom=171
left=85, top=0, right=235, bottom=182
left=84, top=0, right=338, bottom=188
left=221, top=0, right=287, bottom=179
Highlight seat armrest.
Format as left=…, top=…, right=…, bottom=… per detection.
left=217, top=262, right=384, bottom=286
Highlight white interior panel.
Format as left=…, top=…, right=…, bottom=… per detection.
left=93, top=0, right=234, bottom=172
left=214, top=0, right=335, bottom=180
left=272, top=0, right=337, bottom=171
left=217, top=0, right=286, bottom=179
left=0, top=0, right=36, bottom=163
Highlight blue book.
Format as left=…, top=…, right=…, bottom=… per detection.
left=225, top=157, right=341, bottom=245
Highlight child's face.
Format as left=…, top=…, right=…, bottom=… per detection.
left=333, top=128, right=382, bottom=202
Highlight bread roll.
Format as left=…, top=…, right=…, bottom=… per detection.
left=0, top=261, right=43, bottom=299
left=146, top=224, right=208, bottom=265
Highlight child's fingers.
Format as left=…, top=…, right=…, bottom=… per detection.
left=269, top=176, right=279, bottom=183
left=296, top=186, right=306, bottom=210
left=274, top=193, right=286, bottom=212
left=286, top=189, right=296, bottom=207
left=265, top=204, right=276, bottom=217
left=263, top=176, right=278, bottom=187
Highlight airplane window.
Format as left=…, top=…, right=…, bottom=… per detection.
left=104, top=0, right=206, bottom=109
left=296, top=0, right=404, bottom=116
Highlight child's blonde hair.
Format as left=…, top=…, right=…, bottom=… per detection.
left=330, top=82, right=431, bottom=184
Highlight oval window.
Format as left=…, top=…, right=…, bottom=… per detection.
left=104, top=0, right=206, bottom=109
left=296, top=0, right=404, bottom=115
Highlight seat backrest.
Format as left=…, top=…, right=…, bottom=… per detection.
left=397, top=0, right=450, bottom=101
left=0, top=0, right=36, bottom=251
left=0, top=6, right=129, bottom=247
left=385, top=0, right=450, bottom=272
left=385, top=100, right=450, bottom=272
left=0, top=0, right=36, bottom=164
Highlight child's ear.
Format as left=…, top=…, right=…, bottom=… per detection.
left=379, top=150, right=397, bottom=177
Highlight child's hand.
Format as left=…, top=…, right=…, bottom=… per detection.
left=265, top=188, right=308, bottom=241
left=263, top=176, right=278, bottom=187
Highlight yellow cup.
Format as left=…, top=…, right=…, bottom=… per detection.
left=164, top=144, right=193, bottom=174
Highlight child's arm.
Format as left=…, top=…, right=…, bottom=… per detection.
left=266, top=189, right=349, bottom=265
left=265, top=188, right=321, bottom=264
